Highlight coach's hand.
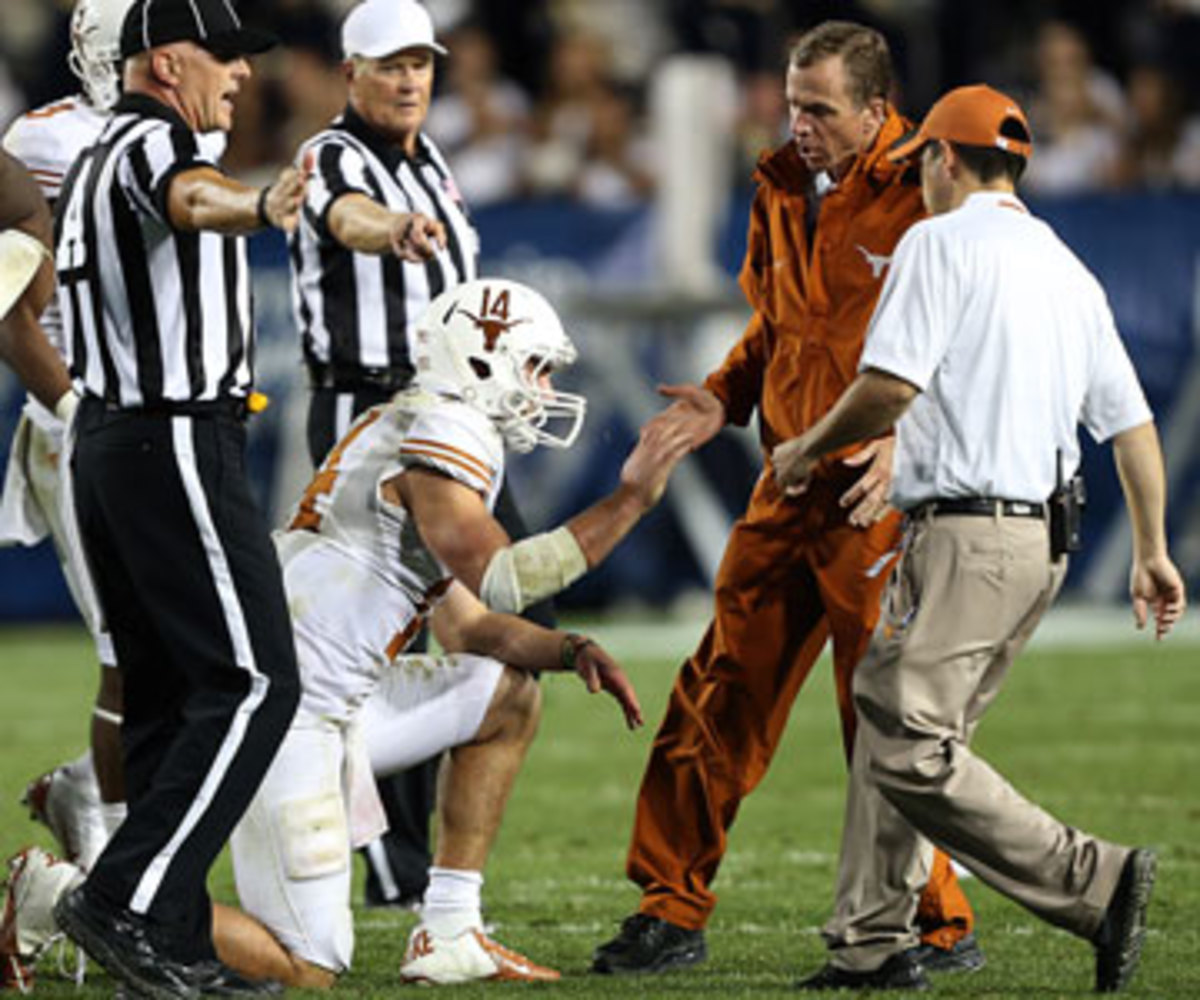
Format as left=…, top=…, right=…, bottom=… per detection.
left=565, top=635, right=644, bottom=730
left=839, top=437, right=895, bottom=527
left=655, top=383, right=726, bottom=450
left=390, top=212, right=446, bottom=262
left=1130, top=553, right=1186, bottom=640
left=773, top=435, right=817, bottom=496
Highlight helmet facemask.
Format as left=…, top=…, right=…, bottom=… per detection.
left=69, top=0, right=130, bottom=110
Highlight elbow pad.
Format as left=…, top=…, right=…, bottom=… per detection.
left=479, top=526, right=588, bottom=614
left=0, top=228, right=50, bottom=320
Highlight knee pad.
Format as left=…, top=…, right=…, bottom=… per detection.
left=276, top=791, right=350, bottom=881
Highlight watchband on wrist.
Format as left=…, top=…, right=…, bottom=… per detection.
left=256, top=185, right=273, bottom=228
left=561, top=632, right=595, bottom=670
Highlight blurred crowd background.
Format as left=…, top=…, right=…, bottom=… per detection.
left=3, top=0, right=1200, bottom=617
left=4, top=0, right=1200, bottom=202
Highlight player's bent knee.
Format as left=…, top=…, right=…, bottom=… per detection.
left=500, top=665, right=542, bottom=729
left=289, top=957, right=339, bottom=990
left=477, top=665, right=542, bottom=744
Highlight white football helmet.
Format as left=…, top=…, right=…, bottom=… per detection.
left=413, top=279, right=586, bottom=453
left=68, top=0, right=133, bottom=110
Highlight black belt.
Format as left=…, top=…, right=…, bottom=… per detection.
left=94, top=396, right=249, bottom=421
left=914, top=497, right=1045, bottom=520
left=308, top=361, right=412, bottom=393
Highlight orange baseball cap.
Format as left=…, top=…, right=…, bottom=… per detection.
left=889, top=84, right=1033, bottom=162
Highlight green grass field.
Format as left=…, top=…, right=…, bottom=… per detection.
left=1, top=618, right=1198, bottom=998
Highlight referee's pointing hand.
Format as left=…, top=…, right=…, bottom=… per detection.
left=390, top=212, right=446, bottom=262
left=262, top=154, right=312, bottom=234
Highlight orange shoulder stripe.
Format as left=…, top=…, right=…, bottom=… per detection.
left=401, top=445, right=493, bottom=490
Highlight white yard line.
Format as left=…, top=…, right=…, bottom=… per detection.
left=574, top=600, right=1200, bottom=662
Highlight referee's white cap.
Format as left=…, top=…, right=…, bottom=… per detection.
left=342, top=0, right=448, bottom=60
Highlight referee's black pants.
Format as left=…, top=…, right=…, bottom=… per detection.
left=308, top=385, right=554, bottom=906
left=70, top=398, right=300, bottom=961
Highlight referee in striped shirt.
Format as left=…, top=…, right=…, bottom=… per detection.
left=52, top=0, right=306, bottom=994
left=289, top=0, right=555, bottom=911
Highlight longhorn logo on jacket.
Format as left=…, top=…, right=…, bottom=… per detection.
left=856, top=244, right=892, bottom=279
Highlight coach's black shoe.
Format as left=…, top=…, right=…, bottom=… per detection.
left=591, top=914, right=707, bottom=974
left=53, top=886, right=197, bottom=1000
left=797, top=951, right=930, bottom=991
left=911, top=932, right=985, bottom=973
left=185, top=960, right=283, bottom=996
left=1093, top=848, right=1157, bottom=993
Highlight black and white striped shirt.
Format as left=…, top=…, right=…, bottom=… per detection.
left=55, top=94, right=254, bottom=408
left=289, top=105, right=478, bottom=387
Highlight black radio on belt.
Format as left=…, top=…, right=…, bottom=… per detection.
left=1048, top=449, right=1086, bottom=560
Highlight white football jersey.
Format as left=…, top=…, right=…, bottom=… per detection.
left=276, top=388, right=505, bottom=720
left=3, top=96, right=106, bottom=358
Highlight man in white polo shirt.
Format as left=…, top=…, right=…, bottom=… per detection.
left=772, top=84, right=1186, bottom=993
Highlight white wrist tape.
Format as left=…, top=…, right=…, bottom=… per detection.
left=0, top=228, right=50, bottom=320
left=479, top=526, right=588, bottom=614
left=54, top=389, right=80, bottom=425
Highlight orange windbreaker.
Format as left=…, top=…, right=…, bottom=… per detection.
left=705, top=110, right=924, bottom=472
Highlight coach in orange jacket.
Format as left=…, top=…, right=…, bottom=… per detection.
left=592, top=21, right=978, bottom=977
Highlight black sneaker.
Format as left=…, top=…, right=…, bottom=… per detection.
left=796, top=951, right=930, bottom=991
left=185, top=960, right=283, bottom=996
left=53, top=886, right=197, bottom=1000
left=591, top=914, right=707, bottom=974
left=1093, top=848, right=1157, bottom=993
left=910, top=933, right=985, bottom=973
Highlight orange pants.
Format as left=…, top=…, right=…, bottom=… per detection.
left=627, top=474, right=973, bottom=944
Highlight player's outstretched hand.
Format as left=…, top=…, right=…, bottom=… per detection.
left=839, top=437, right=896, bottom=527
left=620, top=415, right=693, bottom=510
left=1130, top=553, right=1187, bottom=640
left=655, top=383, right=725, bottom=450
left=569, top=638, right=644, bottom=730
left=390, top=212, right=446, bottom=262
left=263, top=155, right=311, bottom=233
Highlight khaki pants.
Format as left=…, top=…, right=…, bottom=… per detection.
left=825, top=511, right=1128, bottom=971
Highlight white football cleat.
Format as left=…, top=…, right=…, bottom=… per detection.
left=21, top=763, right=107, bottom=872
left=399, top=924, right=560, bottom=984
left=1, top=847, right=86, bottom=992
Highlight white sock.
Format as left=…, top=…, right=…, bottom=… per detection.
left=420, top=867, right=484, bottom=938
left=100, top=801, right=127, bottom=838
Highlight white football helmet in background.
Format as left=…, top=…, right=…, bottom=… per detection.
left=68, top=0, right=133, bottom=110
left=413, top=279, right=586, bottom=453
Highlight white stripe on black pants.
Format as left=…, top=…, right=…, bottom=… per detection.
left=69, top=396, right=300, bottom=962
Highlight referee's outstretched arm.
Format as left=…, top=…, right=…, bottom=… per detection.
left=327, top=192, right=445, bottom=262
left=168, top=158, right=310, bottom=235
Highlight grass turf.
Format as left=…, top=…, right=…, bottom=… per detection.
left=1, top=621, right=1197, bottom=997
